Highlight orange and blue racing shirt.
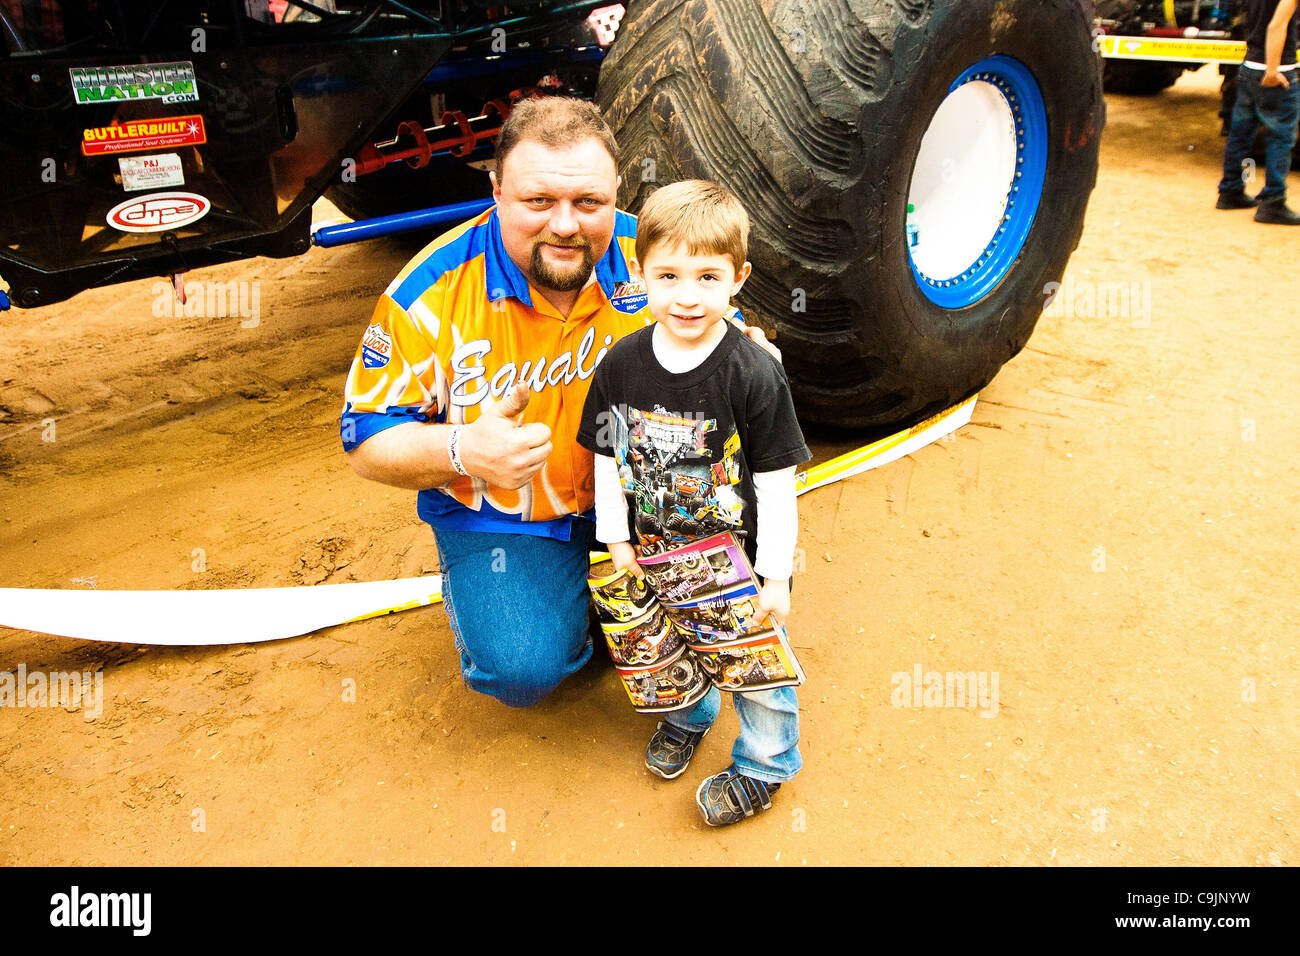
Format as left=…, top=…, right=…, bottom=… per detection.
left=341, top=205, right=650, bottom=540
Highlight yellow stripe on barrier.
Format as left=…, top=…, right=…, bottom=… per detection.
left=796, top=394, right=977, bottom=495
left=342, top=593, right=444, bottom=623
left=1100, top=35, right=1247, bottom=65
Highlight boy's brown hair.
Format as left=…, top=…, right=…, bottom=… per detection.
left=634, top=180, right=750, bottom=273
left=494, top=96, right=619, bottom=178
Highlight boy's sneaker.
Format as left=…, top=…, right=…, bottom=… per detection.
left=695, top=766, right=781, bottom=826
left=645, top=721, right=709, bottom=779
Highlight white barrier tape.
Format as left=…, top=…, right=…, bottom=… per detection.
left=1, top=396, right=976, bottom=646
left=0, top=577, right=443, bottom=646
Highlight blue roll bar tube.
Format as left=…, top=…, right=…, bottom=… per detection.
left=312, top=197, right=495, bottom=248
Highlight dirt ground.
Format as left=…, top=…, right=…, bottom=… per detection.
left=1, top=65, right=1295, bottom=866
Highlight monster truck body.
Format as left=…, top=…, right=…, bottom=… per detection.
left=0, top=0, right=1105, bottom=433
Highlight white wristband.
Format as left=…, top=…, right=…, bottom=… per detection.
left=447, top=425, right=469, bottom=477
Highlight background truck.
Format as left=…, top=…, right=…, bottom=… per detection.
left=0, top=0, right=1105, bottom=434
left=1095, top=0, right=1300, bottom=159
left=1095, top=0, right=1243, bottom=95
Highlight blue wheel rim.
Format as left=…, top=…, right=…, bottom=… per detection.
left=907, top=55, right=1048, bottom=310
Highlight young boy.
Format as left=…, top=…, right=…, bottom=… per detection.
left=576, top=179, right=811, bottom=826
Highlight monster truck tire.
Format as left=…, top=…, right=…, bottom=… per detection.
left=598, top=0, right=1104, bottom=432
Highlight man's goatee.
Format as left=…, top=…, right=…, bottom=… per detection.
left=530, top=244, right=597, bottom=292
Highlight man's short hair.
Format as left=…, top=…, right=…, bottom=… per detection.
left=494, top=96, right=619, bottom=178
left=634, top=179, right=750, bottom=272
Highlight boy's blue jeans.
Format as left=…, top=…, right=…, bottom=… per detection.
left=1218, top=66, right=1300, bottom=203
left=666, top=685, right=802, bottom=785
left=433, top=523, right=801, bottom=783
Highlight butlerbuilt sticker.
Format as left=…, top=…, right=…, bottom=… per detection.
left=82, top=114, right=206, bottom=156
left=106, top=191, right=210, bottom=233
left=70, top=61, right=199, bottom=105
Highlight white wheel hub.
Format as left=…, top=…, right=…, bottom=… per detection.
left=907, top=80, right=1020, bottom=283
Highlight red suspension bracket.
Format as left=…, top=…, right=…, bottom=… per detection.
left=395, top=120, right=432, bottom=169
left=351, top=95, right=531, bottom=178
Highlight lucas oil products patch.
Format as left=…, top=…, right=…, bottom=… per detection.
left=361, top=324, right=393, bottom=369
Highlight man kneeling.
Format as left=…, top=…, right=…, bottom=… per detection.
left=341, top=97, right=777, bottom=707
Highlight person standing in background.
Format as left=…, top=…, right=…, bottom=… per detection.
left=1217, top=0, right=1300, bottom=224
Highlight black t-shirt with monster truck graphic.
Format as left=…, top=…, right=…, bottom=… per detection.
left=577, top=322, right=811, bottom=568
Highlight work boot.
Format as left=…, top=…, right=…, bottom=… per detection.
left=1254, top=199, right=1300, bottom=225
left=1215, top=189, right=1259, bottom=210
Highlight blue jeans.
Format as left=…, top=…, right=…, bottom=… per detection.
left=1219, top=66, right=1300, bottom=202
left=433, top=523, right=596, bottom=708
left=667, top=684, right=802, bottom=785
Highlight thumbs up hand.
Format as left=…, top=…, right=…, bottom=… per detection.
left=487, top=380, right=531, bottom=422
left=458, top=383, right=553, bottom=490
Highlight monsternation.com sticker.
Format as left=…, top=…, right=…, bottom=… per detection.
left=106, top=191, right=210, bottom=233
left=82, top=114, right=206, bottom=156
left=70, top=61, right=199, bottom=106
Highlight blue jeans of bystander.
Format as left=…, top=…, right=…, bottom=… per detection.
left=433, top=522, right=596, bottom=708
left=1219, top=66, right=1300, bottom=202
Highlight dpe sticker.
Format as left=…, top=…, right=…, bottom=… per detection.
left=106, top=191, right=211, bottom=233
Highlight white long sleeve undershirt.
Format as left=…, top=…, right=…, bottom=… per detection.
left=750, top=466, right=798, bottom=581
left=593, top=323, right=799, bottom=581
left=594, top=453, right=632, bottom=545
